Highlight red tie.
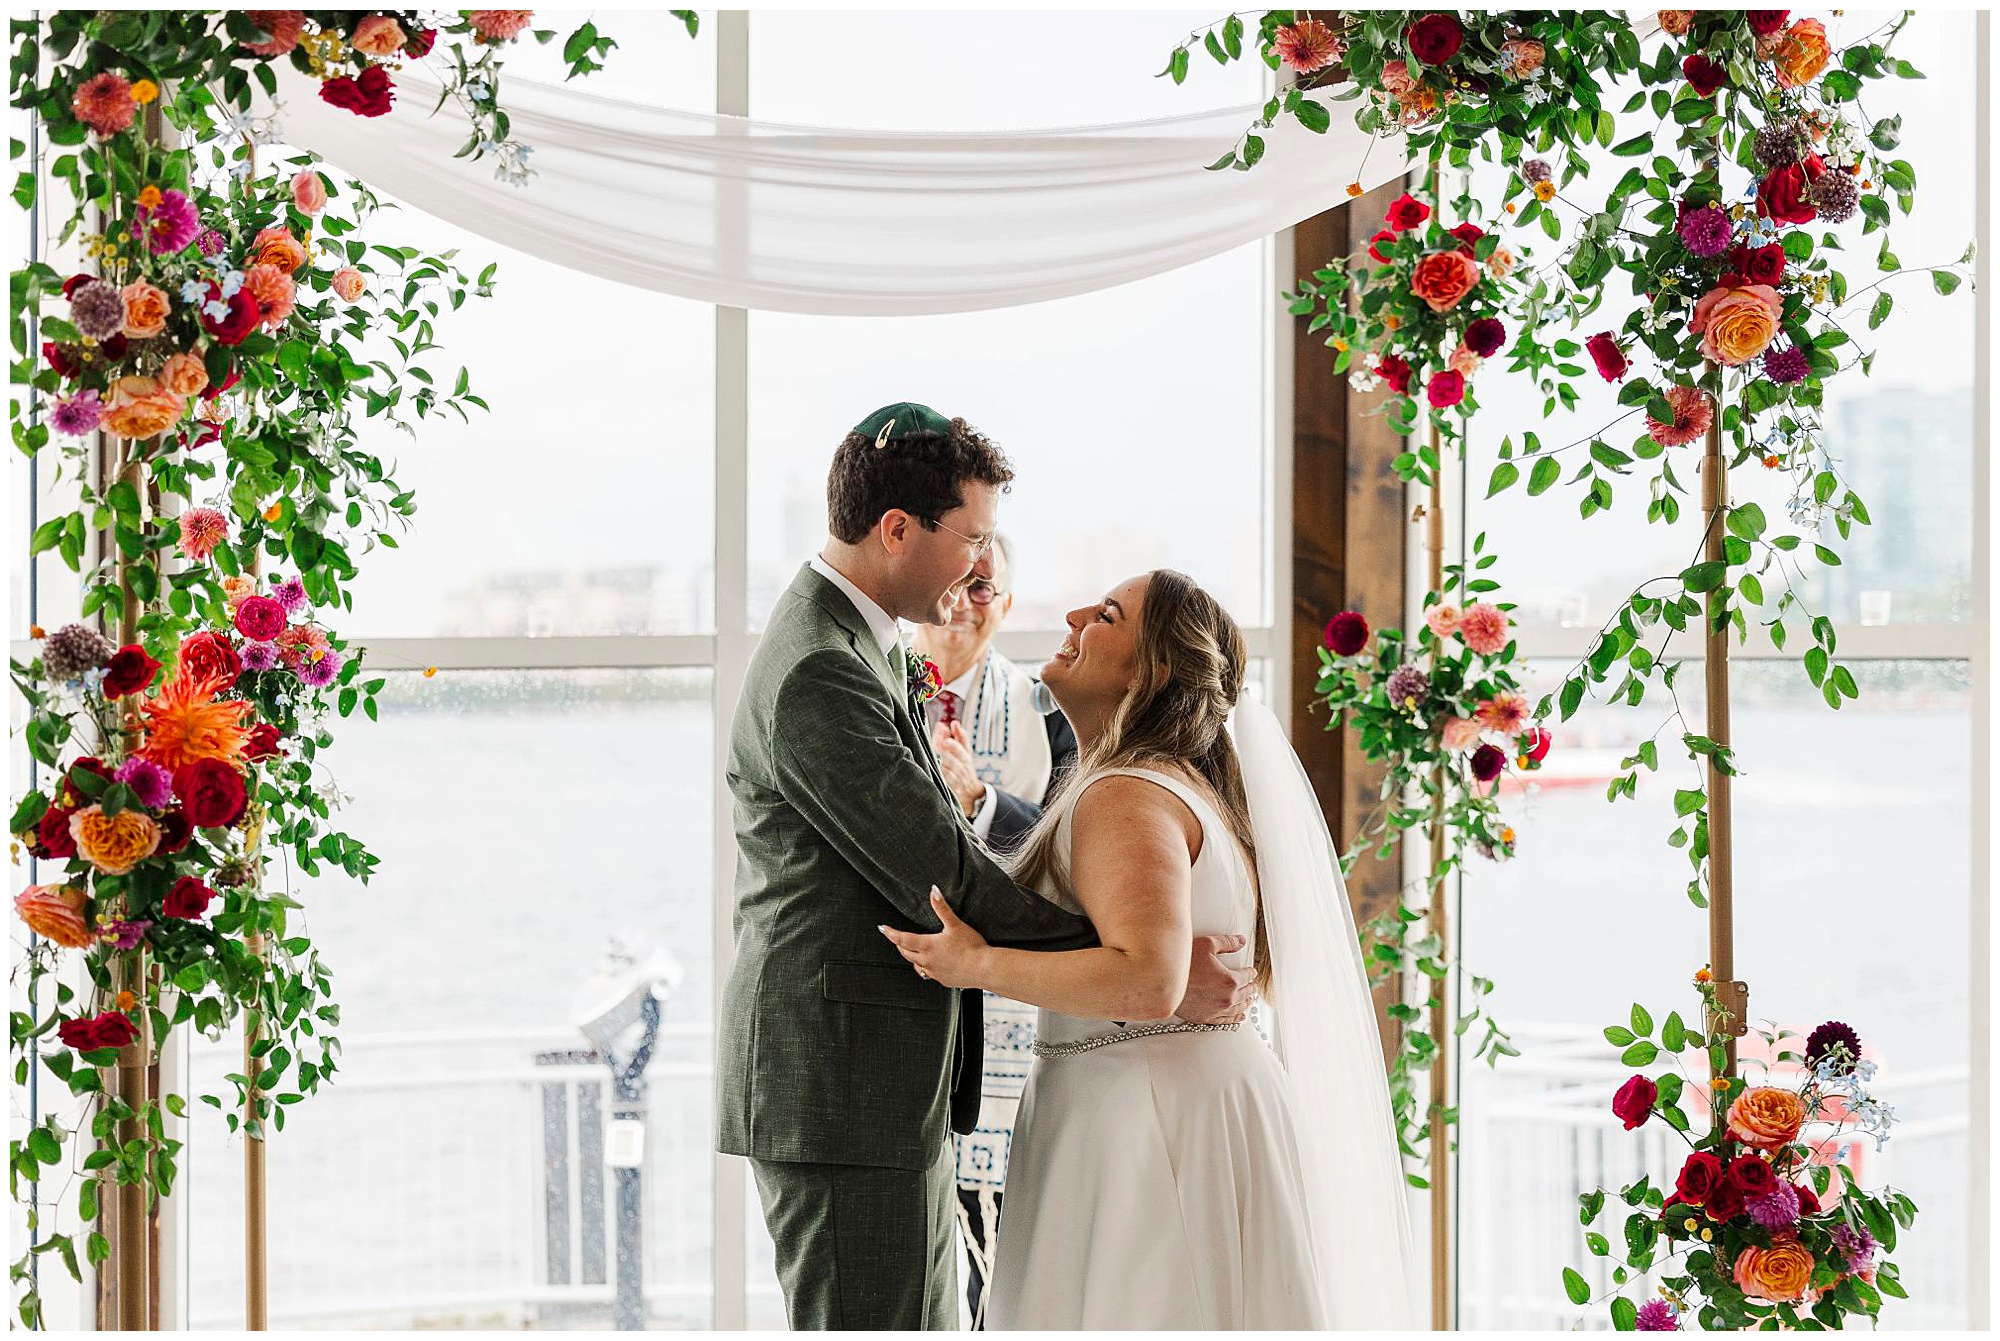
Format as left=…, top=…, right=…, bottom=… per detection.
left=937, top=689, right=959, bottom=726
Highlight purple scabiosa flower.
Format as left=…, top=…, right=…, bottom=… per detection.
left=240, top=640, right=282, bottom=672
left=1521, top=157, right=1552, bottom=183
left=1385, top=663, right=1430, bottom=710
left=1763, top=344, right=1811, bottom=385
left=197, top=228, right=227, bottom=257
left=272, top=576, right=308, bottom=615
left=1831, top=1223, right=1878, bottom=1273
left=1676, top=203, right=1734, bottom=258
left=1634, top=1299, right=1679, bottom=1331
left=294, top=648, right=344, bottom=688
left=69, top=280, right=127, bottom=340
left=42, top=622, right=116, bottom=681
left=1747, top=1180, right=1801, bottom=1230
left=130, top=188, right=201, bottom=255
left=50, top=389, right=104, bottom=437
left=113, top=757, right=175, bottom=809
left=96, top=917, right=153, bottom=950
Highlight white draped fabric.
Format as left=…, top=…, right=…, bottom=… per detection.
left=272, top=66, right=1411, bottom=316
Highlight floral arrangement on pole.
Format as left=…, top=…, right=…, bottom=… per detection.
left=1563, top=972, right=1914, bottom=1329
left=1493, top=10, right=1967, bottom=905
left=1313, top=533, right=1549, bottom=1172
left=7, top=10, right=666, bottom=1328
left=9, top=588, right=362, bottom=1313
left=1287, top=187, right=1551, bottom=483
left=1169, top=9, right=1645, bottom=205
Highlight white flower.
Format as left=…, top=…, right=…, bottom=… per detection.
left=219, top=269, right=245, bottom=298
left=179, top=279, right=210, bottom=304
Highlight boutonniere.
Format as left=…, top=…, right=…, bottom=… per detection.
left=903, top=646, right=943, bottom=704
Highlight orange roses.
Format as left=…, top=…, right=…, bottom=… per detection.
left=70, top=805, right=162, bottom=875
left=250, top=225, right=307, bottom=274
left=99, top=375, right=187, bottom=440
left=1690, top=284, right=1782, bottom=366
left=331, top=267, right=366, bottom=301
left=1773, top=19, right=1831, bottom=90
left=1733, top=1237, right=1817, bottom=1302
left=158, top=351, right=210, bottom=398
left=121, top=279, right=170, bottom=338
left=14, top=884, right=93, bottom=948
left=1727, top=1084, right=1806, bottom=1148
left=1409, top=250, right=1481, bottom=314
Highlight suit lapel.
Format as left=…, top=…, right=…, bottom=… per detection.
left=793, top=566, right=962, bottom=816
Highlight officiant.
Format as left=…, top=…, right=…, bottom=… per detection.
left=911, top=534, right=1076, bottom=1328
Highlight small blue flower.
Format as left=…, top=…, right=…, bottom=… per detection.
left=219, top=269, right=244, bottom=298
left=179, top=279, right=209, bottom=305
left=203, top=300, right=229, bottom=320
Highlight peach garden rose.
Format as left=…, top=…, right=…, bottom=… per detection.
left=1773, top=18, right=1831, bottom=90
left=120, top=279, right=169, bottom=338
left=1733, top=1237, right=1817, bottom=1303
left=1689, top=283, right=1782, bottom=366
left=70, top=805, right=162, bottom=876
left=99, top=375, right=186, bottom=440
left=1727, top=1084, right=1806, bottom=1148
left=158, top=351, right=209, bottom=398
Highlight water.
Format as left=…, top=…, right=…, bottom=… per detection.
left=143, top=664, right=1971, bottom=1329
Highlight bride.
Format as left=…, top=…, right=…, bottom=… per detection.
left=882, top=568, right=1419, bottom=1330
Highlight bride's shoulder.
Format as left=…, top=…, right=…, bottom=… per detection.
left=1070, top=766, right=1205, bottom=854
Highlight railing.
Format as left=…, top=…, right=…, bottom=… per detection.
left=183, top=1024, right=1968, bottom=1331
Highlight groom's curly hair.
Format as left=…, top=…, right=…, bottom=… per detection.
left=825, top=417, right=1014, bottom=544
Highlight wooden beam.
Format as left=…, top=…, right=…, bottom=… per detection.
left=1288, top=177, right=1412, bottom=1063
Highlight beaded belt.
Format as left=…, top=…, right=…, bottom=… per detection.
left=1030, top=1020, right=1240, bottom=1058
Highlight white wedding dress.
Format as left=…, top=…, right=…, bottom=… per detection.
left=987, top=764, right=1327, bottom=1330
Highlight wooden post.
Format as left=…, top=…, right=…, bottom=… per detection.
left=1423, top=431, right=1453, bottom=1330
left=1701, top=404, right=1747, bottom=1073
left=1289, top=178, right=1413, bottom=1066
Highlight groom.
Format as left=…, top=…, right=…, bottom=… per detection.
left=719, top=403, right=1254, bottom=1330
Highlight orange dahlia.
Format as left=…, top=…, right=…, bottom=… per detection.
left=136, top=668, right=252, bottom=772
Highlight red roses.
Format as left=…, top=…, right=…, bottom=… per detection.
left=1448, top=222, right=1484, bottom=255
left=320, top=64, right=395, bottom=118
left=200, top=281, right=262, bottom=346
left=1384, top=191, right=1431, bottom=232
left=1376, top=353, right=1414, bottom=395
left=1671, top=1149, right=1781, bottom=1223
left=59, top=1011, right=138, bottom=1053
left=242, top=722, right=284, bottom=761
left=1757, top=157, right=1825, bottom=226
left=179, top=631, right=242, bottom=691
left=1405, top=13, right=1464, bottom=65
left=1586, top=332, right=1629, bottom=382
left=1682, top=54, right=1727, bottom=97
left=174, top=758, right=248, bottom=829
left=1367, top=229, right=1398, bottom=264
left=1746, top=10, right=1791, bottom=35
left=103, top=644, right=161, bottom=699
left=1612, top=1075, right=1657, bottom=1130
left=1729, top=242, right=1786, bottom=288
left=163, top=875, right=217, bottom=921
left=1674, top=1150, right=1725, bottom=1207
left=1426, top=369, right=1465, bottom=408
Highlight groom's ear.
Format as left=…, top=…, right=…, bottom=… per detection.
left=878, top=508, right=913, bottom=554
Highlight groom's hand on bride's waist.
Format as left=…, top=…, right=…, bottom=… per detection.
left=1175, top=934, right=1256, bottom=1025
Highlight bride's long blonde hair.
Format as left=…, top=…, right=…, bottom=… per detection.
left=1007, top=569, right=1269, bottom=990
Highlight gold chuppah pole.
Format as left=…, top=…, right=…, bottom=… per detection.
left=1701, top=398, right=1748, bottom=1079
left=1423, top=424, right=1454, bottom=1331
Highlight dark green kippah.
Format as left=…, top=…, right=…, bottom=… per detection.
left=852, top=401, right=954, bottom=448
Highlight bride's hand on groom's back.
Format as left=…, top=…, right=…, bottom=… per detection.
left=1176, top=935, right=1255, bottom=1025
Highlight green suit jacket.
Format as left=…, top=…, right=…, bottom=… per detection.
left=718, top=565, right=1096, bottom=1171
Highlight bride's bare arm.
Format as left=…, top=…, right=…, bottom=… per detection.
left=881, top=775, right=1200, bottom=1021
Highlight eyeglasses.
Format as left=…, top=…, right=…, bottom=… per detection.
left=962, top=579, right=1008, bottom=606
left=924, top=516, right=995, bottom=559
